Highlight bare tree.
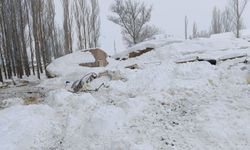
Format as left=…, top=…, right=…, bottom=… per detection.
left=0, top=30, right=3, bottom=82
left=0, top=68, right=2, bottom=82
left=24, top=0, right=35, bottom=75
left=74, top=0, right=84, bottom=49
left=89, top=0, right=100, bottom=48
left=0, top=49, right=2, bottom=82
left=192, top=22, right=198, bottom=39
left=185, top=16, right=188, bottom=40
left=31, top=0, right=42, bottom=79
left=56, top=26, right=65, bottom=55
left=197, top=30, right=210, bottom=38
left=221, top=6, right=234, bottom=32
left=13, top=0, right=25, bottom=78
left=0, top=0, right=13, bottom=79
left=74, top=0, right=100, bottom=49
left=229, top=0, right=248, bottom=38
left=62, top=0, right=73, bottom=54
left=211, top=7, right=222, bottom=34
left=45, top=0, right=58, bottom=59
left=0, top=0, right=65, bottom=81
left=0, top=35, right=7, bottom=80
left=108, top=0, right=159, bottom=46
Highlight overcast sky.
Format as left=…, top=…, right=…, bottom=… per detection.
left=55, top=0, right=250, bottom=54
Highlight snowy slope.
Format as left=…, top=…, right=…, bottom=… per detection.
left=46, top=50, right=95, bottom=77
left=1, top=32, right=250, bottom=150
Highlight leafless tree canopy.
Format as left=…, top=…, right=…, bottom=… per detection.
left=229, top=0, right=248, bottom=38
left=108, top=0, right=159, bottom=47
left=221, top=7, right=234, bottom=32
left=0, top=0, right=65, bottom=81
left=211, top=7, right=222, bottom=34
left=209, top=0, right=248, bottom=37
left=192, top=22, right=198, bottom=38
left=62, top=0, right=73, bottom=54
left=74, top=0, right=100, bottom=50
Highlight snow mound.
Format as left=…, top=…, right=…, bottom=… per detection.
left=46, top=50, right=95, bottom=77
left=113, top=38, right=183, bottom=59
left=210, top=29, right=250, bottom=41
left=210, top=32, right=235, bottom=39
left=44, top=90, right=152, bottom=150
left=241, top=29, right=250, bottom=41
left=0, top=105, right=62, bottom=150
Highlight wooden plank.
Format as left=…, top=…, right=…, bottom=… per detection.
left=218, top=54, right=247, bottom=61
left=176, top=56, right=199, bottom=64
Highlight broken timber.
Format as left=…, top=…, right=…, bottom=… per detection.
left=218, top=54, right=247, bottom=61
left=114, top=47, right=154, bottom=61
left=176, top=56, right=217, bottom=65
left=176, top=54, right=247, bottom=65
left=176, top=56, right=199, bottom=64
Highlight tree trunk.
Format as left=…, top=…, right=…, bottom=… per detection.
left=18, top=0, right=30, bottom=77
left=0, top=67, right=3, bottom=82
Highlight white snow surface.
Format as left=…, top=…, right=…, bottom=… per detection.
left=1, top=31, right=250, bottom=150
left=46, top=50, right=95, bottom=77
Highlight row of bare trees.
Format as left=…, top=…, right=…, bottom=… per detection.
left=185, top=0, right=248, bottom=39
left=0, top=0, right=65, bottom=82
left=211, top=0, right=248, bottom=37
left=61, top=0, right=101, bottom=51
left=0, top=0, right=56, bottom=80
left=0, top=0, right=101, bottom=82
left=73, top=0, right=100, bottom=49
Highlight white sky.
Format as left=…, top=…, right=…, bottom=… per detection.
left=54, top=0, right=250, bottom=54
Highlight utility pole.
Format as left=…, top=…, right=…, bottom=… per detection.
left=185, top=16, right=188, bottom=40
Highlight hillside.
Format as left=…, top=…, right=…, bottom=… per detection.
left=0, top=32, right=250, bottom=150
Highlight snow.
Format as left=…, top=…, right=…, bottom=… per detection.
left=0, top=98, right=23, bottom=109
left=46, top=50, right=95, bottom=77
left=113, top=38, right=183, bottom=59
left=1, top=30, right=250, bottom=150
left=209, top=31, right=239, bottom=40
left=0, top=105, right=62, bottom=150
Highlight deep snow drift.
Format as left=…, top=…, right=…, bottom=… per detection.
left=1, top=31, right=250, bottom=150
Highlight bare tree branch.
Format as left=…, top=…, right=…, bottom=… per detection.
left=108, top=0, right=159, bottom=47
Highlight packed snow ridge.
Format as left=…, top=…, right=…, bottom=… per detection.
left=1, top=31, right=250, bottom=150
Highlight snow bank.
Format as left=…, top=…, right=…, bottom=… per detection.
left=44, top=90, right=153, bottom=150
left=0, top=105, right=62, bottom=150
left=210, top=29, right=250, bottom=40
left=46, top=50, right=95, bottom=77
left=113, top=38, right=183, bottom=59
left=210, top=32, right=235, bottom=39
left=241, top=29, right=250, bottom=40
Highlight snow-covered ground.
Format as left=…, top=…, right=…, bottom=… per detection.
left=1, top=31, right=250, bottom=150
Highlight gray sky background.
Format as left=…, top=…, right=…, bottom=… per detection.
left=55, top=0, right=250, bottom=54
